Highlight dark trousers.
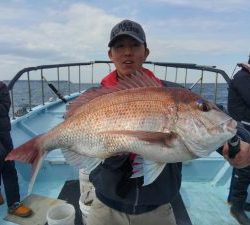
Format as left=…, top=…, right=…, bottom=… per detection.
left=228, top=166, right=250, bottom=208
left=0, top=133, right=20, bottom=207
left=228, top=122, right=250, bottom=207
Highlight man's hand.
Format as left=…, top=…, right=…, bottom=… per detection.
left=223, top=140, right=250, bottom=168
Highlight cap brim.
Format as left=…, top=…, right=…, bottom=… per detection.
left=108, top=34, right=144, bottom=47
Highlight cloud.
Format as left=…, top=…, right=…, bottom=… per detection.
left=0, top=2, right=121, bottom=80
left=154, top=0, right=250, bottom=12
left=0, top=1, right=249, bottom=81
left=0, top=2, right=123, bottom=77
left=0, top=3, right=118, bottom=60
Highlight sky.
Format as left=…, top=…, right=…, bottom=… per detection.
left=0, top=0, right=249, bottom=82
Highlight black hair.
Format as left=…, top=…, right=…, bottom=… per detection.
left=109, top=35, right=147, bottom=49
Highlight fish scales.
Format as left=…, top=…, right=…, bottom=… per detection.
left=42, top=87, right=176, bottom=155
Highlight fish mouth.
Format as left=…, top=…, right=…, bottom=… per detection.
left=216, top=118, right=237, bottom=133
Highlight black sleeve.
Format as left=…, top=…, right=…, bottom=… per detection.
left=0, top=82, right=11, bottom=117
left=233, top=72, right=250, bottom=107
left=228, top=71, right=250, bottom=122
left=236, top=122, right=250, bottom=142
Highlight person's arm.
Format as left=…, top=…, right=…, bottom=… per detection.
left=234, top=73, right=250, bottom=107
left=229, top=73, right=250, bottom=121
left=0, top=82, right=11, bottom=117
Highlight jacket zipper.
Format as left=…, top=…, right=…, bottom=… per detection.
left=133, top=179, right=140, bottom=214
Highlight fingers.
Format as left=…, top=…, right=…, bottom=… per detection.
left=222, top=143, right=229, bottom=160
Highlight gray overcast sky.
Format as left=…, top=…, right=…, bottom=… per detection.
left=0, top=0, right=249, bottom=81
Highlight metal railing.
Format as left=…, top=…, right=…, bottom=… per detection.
left=7, top=61, right=231, bottom=119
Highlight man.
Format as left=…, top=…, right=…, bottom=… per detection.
left=225, top=55, right=250, bottom=225
left=0, top=81, right=32, bottom=217
left=86, top=20, right=250, bottom=225
left=87, top=19, right=183, bottom=225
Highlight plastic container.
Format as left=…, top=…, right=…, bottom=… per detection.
left=46, top=203, right=75, bottom=225
left=79, top=192, right=92, bottom=225
left=79, top=169, right=95, bottom=225
left=79, top=169, right=91, bottom=194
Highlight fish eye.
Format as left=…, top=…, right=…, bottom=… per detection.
left=196, top=99, right=210, bottom=112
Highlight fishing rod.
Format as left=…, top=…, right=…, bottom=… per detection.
left=188, top=77, right=202, bottom=90
left=227, top=135, right=240, bottom=158
left=42, top=75, right=67, bottom=104
left=228, top=122, right=250, bottom=158
left=217, top=136, right=240, bottom=159
left=217, top=120, right=250, bottom=159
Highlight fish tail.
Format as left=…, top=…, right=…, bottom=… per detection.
left=5, top=134, right=46, bottom=194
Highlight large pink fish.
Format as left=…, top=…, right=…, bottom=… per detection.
left=6, top=73, right=237, bottom=192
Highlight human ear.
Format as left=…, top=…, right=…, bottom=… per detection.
left=108, top=49, right=113, bottom=60
left=144, top=48, right=150, bottom=59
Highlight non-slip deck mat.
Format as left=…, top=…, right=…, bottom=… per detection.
left=171, top=192, right=193, bottom=225
left=56, top=180, right=83, bottom=225
left=4, top=194, right=66, bottom=225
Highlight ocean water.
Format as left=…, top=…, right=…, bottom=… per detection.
left=5, top=80, right=229, bottom=115
left=190, top=82, right=228, bottom=107
left=5, top=80, right=98, bottom=116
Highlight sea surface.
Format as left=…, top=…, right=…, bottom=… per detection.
left=4, top=80, right=229, bottom=116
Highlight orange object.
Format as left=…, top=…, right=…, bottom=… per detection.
left=8, top=203, right=32, bottom=217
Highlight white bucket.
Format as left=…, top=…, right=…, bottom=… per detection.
left=79, top=192, right=92, bottom=225
left=46, top=203, right=75, bottom=225
left=79, top=169, right=91, bottom=194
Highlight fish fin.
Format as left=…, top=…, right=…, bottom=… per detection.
left=28, top=153, right=47, bottom=194
left=130, top=155, right=144, bottom=178
left=102, top=130, right=178, bottom=147
left=5, top=134, right=46, bottom=194
left=65, top=71, right=162, bottom=118
left=62, top=149, right=102, bottom=173
left=142, top=160, right=166, bottom=186
left=65, top=87, right=113, bottom=119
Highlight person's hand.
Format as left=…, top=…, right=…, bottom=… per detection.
left=223, top=140, right=250, bottom=168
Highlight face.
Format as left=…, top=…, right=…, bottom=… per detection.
left=108, top=36, right=149, bottom=78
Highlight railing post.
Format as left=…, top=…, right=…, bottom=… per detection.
left=27, top=71, right=32, bottom=111
left=57, top=67, right=60, bottom=90
left=184, top=68, right=188, bottom=88
left=164, top=67, right=168, bottom=81
left=175, top=68, right=178, bottom=83
left=78, top=65, right=81, bottom=93
left=41, top=69, right=45, bottom=105
left=91, top=62, right=94, bottom=84
left=200, top=70, right=204, bottom=95
left=214, top=73, right=219, bottom=103
left=68, top=66, right=71, bottom=95
left=10, top=89, right=15, bottom=120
